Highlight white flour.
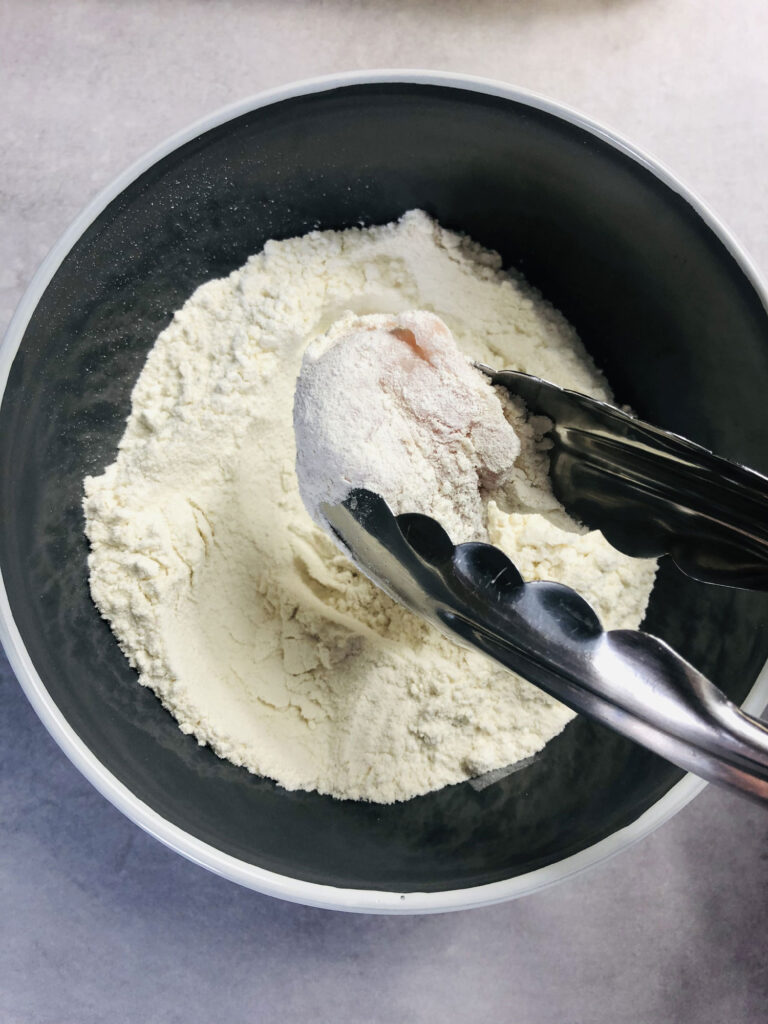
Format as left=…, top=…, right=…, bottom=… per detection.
left=83, top=210, right=657, bottom=803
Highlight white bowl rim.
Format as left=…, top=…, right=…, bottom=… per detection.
left=2, top=69, right=768, bottom=915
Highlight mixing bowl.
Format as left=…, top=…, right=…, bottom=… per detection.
left=3, top=72, right=768, bottom=914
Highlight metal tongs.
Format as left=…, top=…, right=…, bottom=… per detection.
left=322, top=369, right=768, bottom=802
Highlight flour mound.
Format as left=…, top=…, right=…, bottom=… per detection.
left=83, top=210, right=657, bottom=803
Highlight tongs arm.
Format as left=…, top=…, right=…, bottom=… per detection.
left=324, top=490, right=768, bottom=803
left=482, top=367, right=768, bottom=591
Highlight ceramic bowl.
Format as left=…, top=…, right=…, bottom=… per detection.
left=3, top=72, right=768, bottom=913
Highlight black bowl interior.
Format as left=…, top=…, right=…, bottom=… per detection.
left=3, top=83, right=768, bottom=894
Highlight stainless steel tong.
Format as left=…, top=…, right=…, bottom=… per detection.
left=480, top=366, right=768, bottom=590
left=321, top=370, right=768, bottom=802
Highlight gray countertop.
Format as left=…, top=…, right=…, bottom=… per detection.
left=2, top=2, right=768, bottom=1021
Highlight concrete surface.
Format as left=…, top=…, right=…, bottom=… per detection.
left=2, top=2, right=768, bottom=1021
